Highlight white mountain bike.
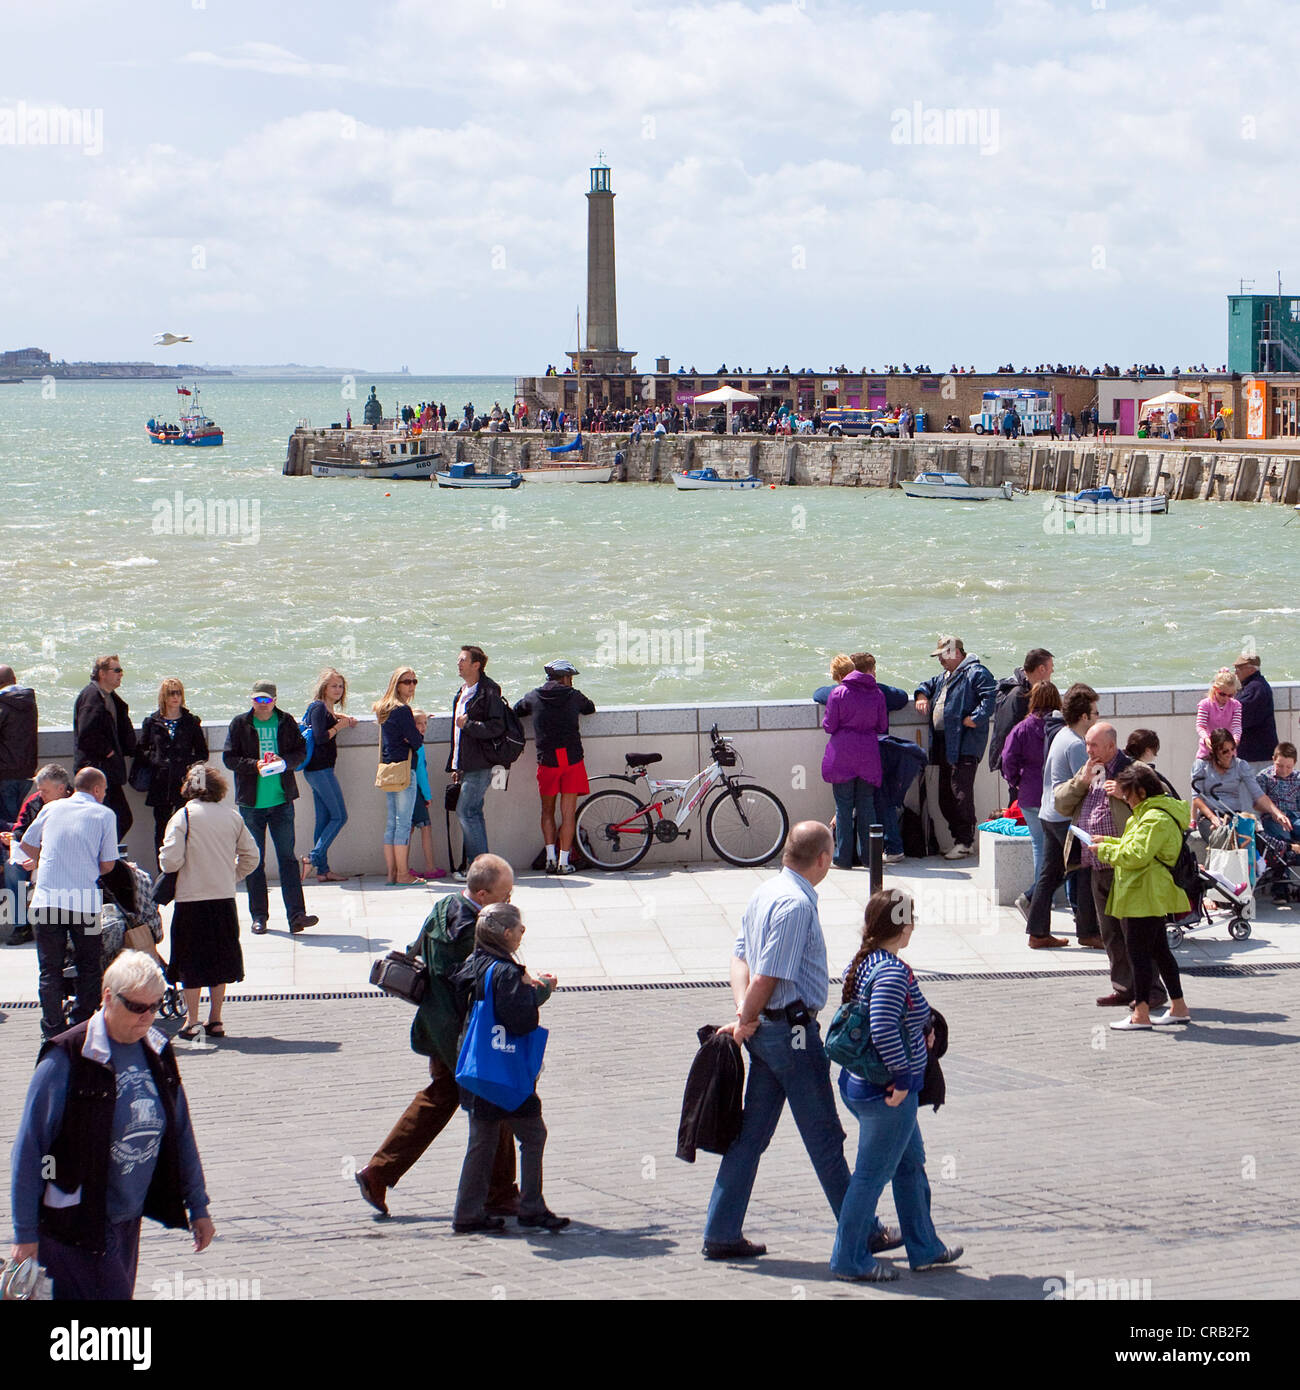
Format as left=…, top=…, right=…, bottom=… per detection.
left=575, top=723, right=789, bottom=869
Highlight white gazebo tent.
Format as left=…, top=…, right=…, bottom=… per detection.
left=1139, top=388, right=1200, bottom=418
left=692, top=383, right=759, bottom=434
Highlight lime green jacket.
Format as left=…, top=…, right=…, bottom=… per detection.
left=1094, top=795, right=1191, bottom=918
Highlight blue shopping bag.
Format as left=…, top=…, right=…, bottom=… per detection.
left=455, top=962, right=549, bottom=1112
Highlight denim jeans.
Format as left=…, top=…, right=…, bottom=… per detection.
left=32, top=908, right=103, bottom=1040
left=384, top=782, right=417, bottom=847
left=703, top=1016, right=850, bottom=1245
left=456, top=768, right=493, bottom=863
left=3, top=856, right=31, bottom=928
left=1021, top=806, right=1044, bottom=898
left=304, top=768, right=348, bottom=873
left=879, top=801, right=903, bottom=856
left=831, top=779, right=877, bottom=866
left=830, top=1087, right=945, bottom=1277
left=239, top=801, right=305, bottom=923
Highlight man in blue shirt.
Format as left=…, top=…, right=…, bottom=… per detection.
left=703, top=822, right=874, bottom=1260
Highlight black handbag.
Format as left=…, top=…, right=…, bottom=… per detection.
left=369, top=949, right=429, bottom=1004
left=152, top=806, right=188, bottom=907
left=128, top=759, right=152, bottom=795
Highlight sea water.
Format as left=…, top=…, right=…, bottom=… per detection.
left=1, top=377, right=1297, bottom=724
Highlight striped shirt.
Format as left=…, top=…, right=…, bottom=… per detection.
left=733, top=866, right=829, bottom=1012
left=842, top=950, right=931, bottom=1100
left=21, top=791, right=118, bottom=916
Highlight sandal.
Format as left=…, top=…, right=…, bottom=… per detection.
left=300, top=856, right=318, bottom=881
left=206, top=1020, right=226, bottom=1038
left=177, top=1024, right=201, bottom=1041
left=318, top=871, right=351, bottom=882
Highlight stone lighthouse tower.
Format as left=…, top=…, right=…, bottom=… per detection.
left=567, top=154, right=635, bottom=378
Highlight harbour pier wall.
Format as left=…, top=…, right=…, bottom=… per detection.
left=32, top=687, right=1300, bottom=880
left=283, top=428, right=1300, bottom=503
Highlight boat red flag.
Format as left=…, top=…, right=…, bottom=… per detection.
left=177, top=386, right=192, bottom=396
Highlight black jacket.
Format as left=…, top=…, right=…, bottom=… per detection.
left=222, top=707, right=306, bottom=807
left=988, top=668, right=1030, bottom=774
left=452, top=946, right=548, bottom=1118
left=0, top=683, right=38, bottom=780
left=676, top=1025, right=744, bottom=1162
left=917, top=1006, right=948, bottom=1112
left=73, top=682, right=137, bottom=787
left=446, top=675, right=505, bottom=774
left=379, top=703, right=423, bottom=766
left=136, top=709, right=209, bottom=807
left=38, top=1021, right=189, bottom=1254
left=514, top=681, right=596, bottom=766
left=1237, top=670, right=1278, bottom=765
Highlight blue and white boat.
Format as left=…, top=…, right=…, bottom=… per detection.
left=1056, top=486, right=1167, bottom=515
left=146, top=384, right=223, bottom=446
left=672, top=467, right=762, bottom=491
left=435, top=461, right=524, bottom=489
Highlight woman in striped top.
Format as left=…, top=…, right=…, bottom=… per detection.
left=830, top=889, right=962, bottom=1282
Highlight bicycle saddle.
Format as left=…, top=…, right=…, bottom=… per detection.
left=624, top=752, right=663, bottom=766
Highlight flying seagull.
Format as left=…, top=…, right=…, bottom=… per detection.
left=154, top=332, right=192, bottom=346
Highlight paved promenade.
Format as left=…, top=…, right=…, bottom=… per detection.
left=2, top=858, right=1296, bottom=1002
left=2, top=970, right=1296, bottom=1301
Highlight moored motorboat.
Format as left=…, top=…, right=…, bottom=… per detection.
left=312, top=452, right=441, bottom=480
left=522, top=463, right=613, bottom=483
left=672, top=467, right=762, bottom=491
left=1056, top=486, right=1168, bottom=515
left=435, top=461, right=524, bottom=489
left=901, top=471, right=1014, bottom=501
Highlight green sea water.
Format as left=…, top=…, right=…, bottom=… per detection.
left=1, top=376, right=1297, bottom=726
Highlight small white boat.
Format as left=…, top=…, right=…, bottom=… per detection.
left=1056, top=487, right=1167, bottom=515
left=522, top=464, right=614, bottom=483
left=672, top=468, right=762, bottom=491
left=901, top=471, right=1014, bottom=501
left=435, top=461, right=524, bottom=489
left=312, top=452, right=441, bottom=480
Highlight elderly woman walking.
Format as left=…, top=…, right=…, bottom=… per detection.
left=830, top=889, right=962, bottom=1281
left=450, top=902, right=566, bottom=1233
left=1094, top=763, right=1193, bottom=1031
left=8, top=950, right=214, bottom=1300
left=159, top=765, right=259, bottom=1040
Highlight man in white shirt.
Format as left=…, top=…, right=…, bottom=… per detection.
left=19, top=767, right=119, bottom=1039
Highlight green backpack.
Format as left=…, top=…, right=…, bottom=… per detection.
left=825, top=962, right=914, bottom=1086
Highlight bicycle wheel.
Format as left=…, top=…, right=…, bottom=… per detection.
left=575, top=788, right=654, bottom=870
left=706, top=783, right=789, bottom=867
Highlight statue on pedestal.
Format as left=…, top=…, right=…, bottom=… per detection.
left=363, top=385, right=383, bottom=427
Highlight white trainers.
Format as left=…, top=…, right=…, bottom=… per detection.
left=943, top=843, right=973, bottom=859
left=883, top=852, right=905, bottom=865
left=1151, top=1011, right=1191, bottom=1026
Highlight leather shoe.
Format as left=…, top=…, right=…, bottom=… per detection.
left=250, top=918, right=268, bottom=935
left=1077, top=935, right=1105, bottom=949
left=485, top=1196, right=520, bottom=1218
left=354, top=1166, right=389, bottom=1217
left=702, top=1237, right=767, bottom=1260
left=453, top=1216, right=506, bottom=1234
left=869, top=1224, right=903, bottom=1253
left=289, top=914, right=319, bottom=934
left=1028, top=934, right=1069, bottom=949
left=1096, top=992, right=1134, bottom=1007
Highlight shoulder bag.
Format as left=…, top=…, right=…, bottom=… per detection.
left=151, top=806, right=189, bottom=908
left=455, top=962, right=548, bottom=1112
left=825, top=962, right=914, bottom=1085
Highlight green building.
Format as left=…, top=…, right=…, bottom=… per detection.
left=1228, top=294, right=1300, bottom=372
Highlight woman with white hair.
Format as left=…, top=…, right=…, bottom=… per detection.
left=159, top=764, right=259, bottom=1040
left=7, top=950, right=215, bottom=1300
left=450, top=902, right=566, bottom=1233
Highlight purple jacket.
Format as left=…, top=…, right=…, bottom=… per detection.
left=999, top=712, right=1048, bottom=808
left=822, top=671, right=888, bottom=786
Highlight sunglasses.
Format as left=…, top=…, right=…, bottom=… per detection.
left=252, top=696, right=274, bottom=704
left=400, top=678, right=418, bottom=685
left=116, top=992, right=163, bottom=1015
left=106, top=667, right=123, bottom=674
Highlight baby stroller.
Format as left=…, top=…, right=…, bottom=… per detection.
left=1252, top=825, right=1300, bottom=906
left=60, top=858, right=186, bottom=1027
left=1166, top=861, right=1253, bottom=948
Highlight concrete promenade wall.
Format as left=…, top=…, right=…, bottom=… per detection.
left=283, top=429, right=1300, bottom=503
left=32, top=687, right=1300, bottom=879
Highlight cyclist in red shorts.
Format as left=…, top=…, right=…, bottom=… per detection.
left=513, top=660, right=596, bottom=875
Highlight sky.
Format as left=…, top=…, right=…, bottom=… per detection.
left=0, top=0, right=1294, bottom=373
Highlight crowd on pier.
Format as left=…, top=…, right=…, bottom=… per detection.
left=2, top=634, right=1295, bottom=1298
